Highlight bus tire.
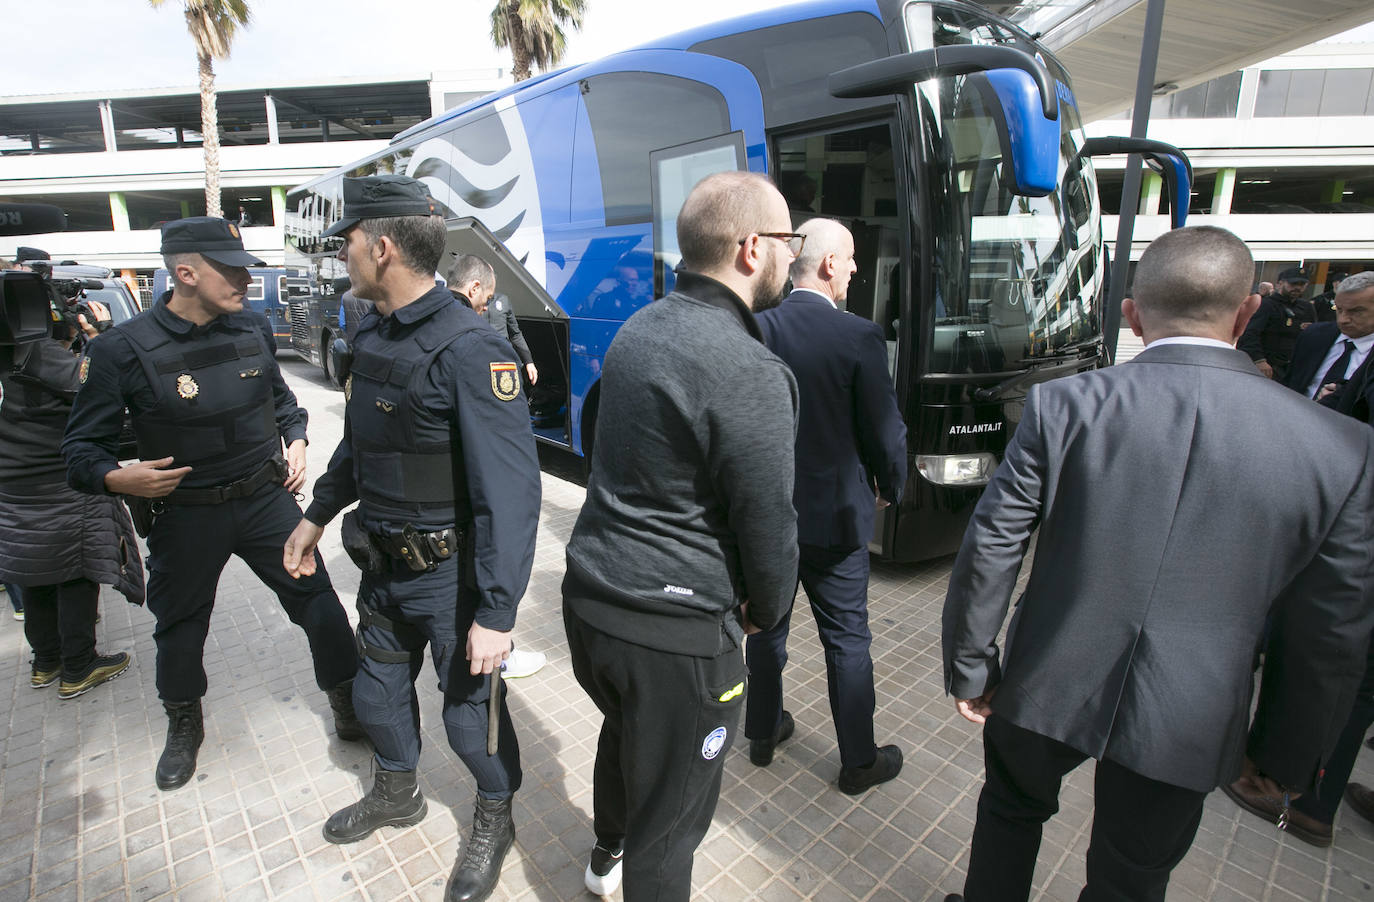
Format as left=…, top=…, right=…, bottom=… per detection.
left=321, top=330, right=340, bottom=389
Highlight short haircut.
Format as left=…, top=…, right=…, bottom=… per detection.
left=1336, top=271, right=1374, bottom=296
left=790, top=217, right=849, bottom=281
left=676, top=171, right=780, bottom=273
left=162, top=252, right=200, bottom=288
left=358, top=214, right=446, bottom=275
left=1131, top=226, right=1254, bottom=325
left=447, top=254, right=494, bottom=291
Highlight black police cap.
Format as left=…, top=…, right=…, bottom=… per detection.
left=15, top=246, right=49, bottom=262
left=321, top=175, right=439, bottom=238
left=1277, top=267, right=1309, bottom=283
left=160, top=217, right=264, bottom=267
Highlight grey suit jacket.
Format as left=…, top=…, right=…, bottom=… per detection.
left=943, top=343, right=1374, bottom=793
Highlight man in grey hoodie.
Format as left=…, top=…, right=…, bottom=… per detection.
left=563, top=170, right=801, bottom=901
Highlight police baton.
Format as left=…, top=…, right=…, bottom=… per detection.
left=487, top=666, right=504, bottom=755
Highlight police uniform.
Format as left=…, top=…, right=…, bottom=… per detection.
left=303, top=176, right=540, bottom=902
left=1238, top=268, right=1315, bottom=382
left=62, top=217, right=359, bottom=791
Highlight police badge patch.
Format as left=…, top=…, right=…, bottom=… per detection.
left=79, top=356, right=90, bottom=384
left=176, top=373, right=199, bottom=399
left=490, top=362, right=519, bottom=401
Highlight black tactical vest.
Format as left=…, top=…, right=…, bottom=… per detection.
left=347, top=301, right=480, bottom=527
left=120, top=313, right=278, bottom=482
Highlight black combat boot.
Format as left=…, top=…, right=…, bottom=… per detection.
left=445, top=795, right=515, bottom=902
left=323, top=769, right=428, bottom=844
left=155, top=700, right=204, bottom=791
left=326, top=679, right=366, bottom=741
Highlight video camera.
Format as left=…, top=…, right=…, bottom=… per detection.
left=0, top=201, right=106, bottom=347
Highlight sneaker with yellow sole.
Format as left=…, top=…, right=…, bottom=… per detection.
left=58, top=652, right=130, bottom=700
left=31, top=665, right=59, bottom=689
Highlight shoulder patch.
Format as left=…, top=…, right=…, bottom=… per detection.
left=79, top=355, right=90, bottom=384
left=490, top=361, right=520, bottom=401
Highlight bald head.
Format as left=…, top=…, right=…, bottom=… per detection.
left=791, top=218, right=856, bottom=302
left=676, top=171, right=792, bottom=311
left=677, top=171, right=785, bottom=274
left=1130, top=226, right=1255, bottom=331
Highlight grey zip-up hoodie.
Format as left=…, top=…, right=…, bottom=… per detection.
left=564, top=272, right=799, bottom=656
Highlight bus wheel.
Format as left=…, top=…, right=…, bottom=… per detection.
left=321, top=332, right=341, bottom=389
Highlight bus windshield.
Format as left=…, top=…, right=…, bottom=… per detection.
left=907, top=1, right=1104, bottom=375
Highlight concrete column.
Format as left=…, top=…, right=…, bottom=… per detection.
left=1139, top=171, right=1162, bottom=215
left=1237, top=68, right=1260, bottom=120
left=1212, top=167, right=1237, bottom=214
left=109, top=192, right=131, bottom=231
left=99, top=100, right=118, bottom=152
left=271, top=186, right=287, bottom=228
left=265, top=93, right=280, bottom=145
left=180, top=200, right=192, bottom=218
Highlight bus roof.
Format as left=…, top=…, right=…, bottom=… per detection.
left=393, top=0, right=882, bottom=145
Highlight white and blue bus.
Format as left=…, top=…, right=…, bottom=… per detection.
left=285, top=0, right=1190, bottom=562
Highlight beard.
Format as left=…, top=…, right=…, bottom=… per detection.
left=751, top=252, right=788, bottom=312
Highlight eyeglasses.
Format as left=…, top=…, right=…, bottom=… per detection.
left=739, top=232, right=806, bottom=256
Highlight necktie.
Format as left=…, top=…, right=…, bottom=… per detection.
left=1316, top=339, right=1356, bottom=398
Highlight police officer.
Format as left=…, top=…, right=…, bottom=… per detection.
left=62, top=217, right=361, bottom=792
left=1238, top=266, right=1315, bottom=381
left=283, top=175, right=540, bottom=902
left=448, top=254, right=538, bottom=386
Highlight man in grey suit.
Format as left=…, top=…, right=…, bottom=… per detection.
left=941, top=226, right=1374, bottom=902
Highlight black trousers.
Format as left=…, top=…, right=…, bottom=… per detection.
left=145, top=483, right=357, bottom=702
left=964, top=715, right=1206, bottom=902
left=745, top=543, right=876, bottom=768
left=353, top=554, right=521, bottom=797
left=565, top=603, right=746, bottom=902
left=23, top=577, right=99, bottom=677
left=1292, top=626, right=1374, bottom=824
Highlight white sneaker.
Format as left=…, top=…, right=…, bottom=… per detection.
left=502, top=647, right=546, bottom=680
left=584, top=842, right=624, bottom=896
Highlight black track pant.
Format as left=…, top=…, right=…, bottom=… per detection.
left=565, top=603, right=746, bottom=902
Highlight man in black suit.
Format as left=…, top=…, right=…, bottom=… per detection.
left=1224, top=269, right=1374, bottom=846
left=744, top=217, right=908, bottom=794
left=941, top=227, right=1374, bottom=902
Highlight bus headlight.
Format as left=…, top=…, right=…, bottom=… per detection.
left=915, top=453, right=997, bottom=487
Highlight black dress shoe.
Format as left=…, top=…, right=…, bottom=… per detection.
left=838, top=744, right=902, bottom=795
left=1366, top=735, right=1374, bottom=752
left=749, top=710, right=794, bottom=766
left=943, top=895, right=965, bottom=902
left=1346, top=782, right=1374, bottom=826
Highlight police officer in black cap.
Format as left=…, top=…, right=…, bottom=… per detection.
left=283, top=175, right=540, bottom=902
left=62, top=216, right=362, bottom=791
left=1238, top=266, right=1315, bottom=381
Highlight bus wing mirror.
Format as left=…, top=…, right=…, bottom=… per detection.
left=1077, top=137, right=1194, bottom=229
left=829, top=44, right=1058, bottom=120
left=830, top=45, right=1060, bottom=198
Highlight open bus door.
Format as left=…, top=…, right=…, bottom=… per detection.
left=442, top=217, right=570, bottom=444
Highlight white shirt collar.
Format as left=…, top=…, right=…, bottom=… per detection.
left=1144, top=336, right=1236, bottom=350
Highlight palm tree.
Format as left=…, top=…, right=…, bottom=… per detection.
left=150, top=0, right=252, bottom=218
left=490, top=0, right=587, bottom=83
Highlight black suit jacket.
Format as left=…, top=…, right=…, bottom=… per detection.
left=1284, top=322, right=1374, bottom=422
left=756, top=290, right=907, bottom=550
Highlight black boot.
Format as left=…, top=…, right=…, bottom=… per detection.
left=155, top=700, right=204, bottom=791
left=323, top=769, right=428, bottom=844
left=326, top=679, right=366, bottom=741
left=445, top=795, right=515, bottom=902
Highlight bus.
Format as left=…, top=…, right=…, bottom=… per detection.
left=153, top=266, right=308, bottom=351
left=284, top=0, right=1191, bottom=562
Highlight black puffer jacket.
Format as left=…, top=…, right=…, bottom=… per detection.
left=0, top=339, right=144, bottom=603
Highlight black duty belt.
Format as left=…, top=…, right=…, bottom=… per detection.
left=371, top=523, right=461, bottom=572
left=164, top=457, right=285, bottom=505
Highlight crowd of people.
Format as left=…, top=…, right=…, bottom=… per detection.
left=1, top=171, right=1372, bottom=902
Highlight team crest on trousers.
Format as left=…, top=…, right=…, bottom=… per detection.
left=490, top=362, right=519, bottom=401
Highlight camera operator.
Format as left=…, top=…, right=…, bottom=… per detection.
left=0, top=280, right=140, bottom=699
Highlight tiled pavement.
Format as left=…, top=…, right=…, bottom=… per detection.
left=1, top=357, right=1372, bottom=901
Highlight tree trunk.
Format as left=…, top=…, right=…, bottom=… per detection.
left=198, top=51, right=222, bottom=218
left=506, top=6, right=532, bottom=82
